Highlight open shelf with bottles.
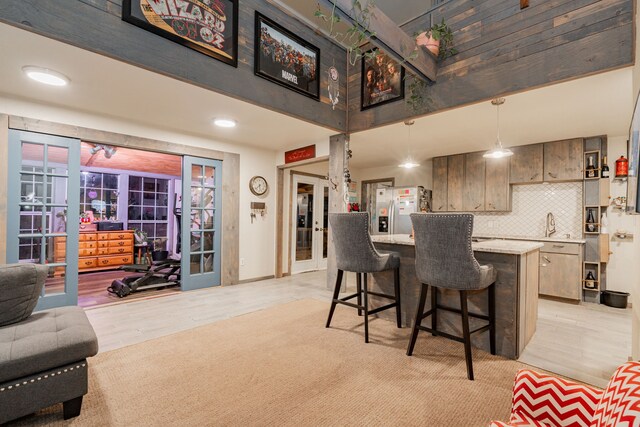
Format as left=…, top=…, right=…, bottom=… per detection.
left=583, top=206, right=601, bottom=234
left=584, top=150, right=601, bottom=180
left=583, top=262, right=600, bottom=291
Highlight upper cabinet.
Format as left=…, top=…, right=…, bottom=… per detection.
left=485, top=157, right=510, bottom=211
left=432, top=157, right=448, bottom=212
left=510, top=144, right=543, bottom=184
left=447, top=154, right=465, bottom=212
left=543, top=139, right=584, bottom=182
left=463, top=152, right=486, bottom=212
left=431, top=137, right=585, bottom=213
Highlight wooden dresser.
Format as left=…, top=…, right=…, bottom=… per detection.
left=54, top=230, right=134, bottom=274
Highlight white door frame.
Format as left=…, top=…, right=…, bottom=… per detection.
left=290, top=174, right=328, bottom=274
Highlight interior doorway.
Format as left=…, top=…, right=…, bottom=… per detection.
left=6, top=129, right=224, bottom=309
left=290, top=173, right=329, bottom=274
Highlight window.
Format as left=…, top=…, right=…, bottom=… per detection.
left=19, top=166, right=54, bottom=262
left=127, top=176, right=170, bottom=247
left=80, top=172, right=119, bottom=219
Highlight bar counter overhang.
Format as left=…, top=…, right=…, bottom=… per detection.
left=367, top=235, right=543, bottom=359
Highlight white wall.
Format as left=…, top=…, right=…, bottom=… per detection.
left=0, top=96, right=277, bottom=282
left=351, top=160, right=433, bottom=192
left=605, top=136, right=640, bottom=298
left=632, top=5, right=640, bottom=360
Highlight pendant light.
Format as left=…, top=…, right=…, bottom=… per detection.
left=399, top=120, right=420, bottom=169
left=483, top=98, right=513, bottom=159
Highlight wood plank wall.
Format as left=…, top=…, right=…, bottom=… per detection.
left=347, top=0, right=635, bottom=132
left=0, top=0, right=347, bottom=132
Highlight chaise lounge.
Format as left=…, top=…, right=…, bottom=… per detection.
left=0, top=263, right=98, bottom=424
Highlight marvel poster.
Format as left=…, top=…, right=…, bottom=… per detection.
left=123, top=0, right=238, bottom=67
left=255, top=13, right=320, bottom=100
left=361, top=48, right=405, bottom=110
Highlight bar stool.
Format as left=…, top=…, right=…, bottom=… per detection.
left=326, top=212, right=402, bottom=343
left=406, top=213, right=496, bottom=380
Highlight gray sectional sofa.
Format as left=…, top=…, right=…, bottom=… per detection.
left=0, top=263, right=99, bottom=424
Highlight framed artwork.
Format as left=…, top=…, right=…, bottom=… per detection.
left=122, top=0, right=238, bottom=67
left=361, top=48, right=405, bottom=110
left=255, top=12, right=320, bottom=100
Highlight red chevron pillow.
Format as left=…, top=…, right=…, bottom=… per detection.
left=510, top=369, right=601, bottom=427
left=590, top=361, right=640, bottom=427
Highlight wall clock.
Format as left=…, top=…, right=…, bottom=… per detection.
left=249, top=176, right=268, bottom=196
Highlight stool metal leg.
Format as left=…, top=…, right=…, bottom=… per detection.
left=407, top=283, right=428, bottom=356
left=326, top=269, right=344, bottom=328
left=356, top=273, right=363, bottom=316
left=460, top=290, right=474, bottom=381
left=363, top=273, right=369, bottom=343
left=489, top=282, right=496, bottom=355
left=394, top=267, right=402, bottom=328
left=431, top=286, right=438, bottom=336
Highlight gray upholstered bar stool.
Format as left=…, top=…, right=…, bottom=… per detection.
left=406, top=213, right=496, bottom=380
left=326, top=212, right=402, bottom=343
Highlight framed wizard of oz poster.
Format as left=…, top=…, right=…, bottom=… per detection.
left=254, top=12, right=320, bottom=100
left=123, top=0, right=238, bottom=67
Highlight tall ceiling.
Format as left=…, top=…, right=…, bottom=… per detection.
left=0, top=21, right=635, bottom=170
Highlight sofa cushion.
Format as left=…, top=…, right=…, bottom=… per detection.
left=0, top=263, right=47, bottom=327
left=0, top=306, right=98, bottom=383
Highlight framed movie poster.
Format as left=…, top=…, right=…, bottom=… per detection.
left=255, top=12, right=320, bottom=100
left=123, top=0, right=238, bottom=67
left=361, top=48, right=405, bottom=110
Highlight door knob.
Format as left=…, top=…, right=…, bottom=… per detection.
left=315, top=227, right=325, bottom=232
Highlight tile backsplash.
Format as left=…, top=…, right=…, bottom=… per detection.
left=472, top=182, right=583, bottom=238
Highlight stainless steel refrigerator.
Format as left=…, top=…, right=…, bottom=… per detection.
left=370, top=186, right=432, bottom=235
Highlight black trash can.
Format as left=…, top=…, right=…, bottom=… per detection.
left=601, top=290, right=630, bottom=309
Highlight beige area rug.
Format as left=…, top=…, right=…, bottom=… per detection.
left=12, top=299, right=526, bottom=426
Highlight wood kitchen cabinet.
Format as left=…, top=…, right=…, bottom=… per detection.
left=544, top=138, right=584, bottom=182
left=447, top=154, right=465, bottom=212
left=463, top=152, right=485, bottom=211
left=485, top=156, right=510, bottom=211
left=539, top=242, right=583, bottom=300
left=510, top=144, right=543, bottom=184
left=432, top=156, right=448, bottom=212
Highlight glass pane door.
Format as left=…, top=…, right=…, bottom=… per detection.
left=181, top=156, right=222, bottom=290
left=291, top=175, right=329, bottom=274
left=7, top=130, right=80, bottom=309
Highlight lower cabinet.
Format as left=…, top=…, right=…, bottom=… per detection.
left=539, top=242, right=583, bottom=300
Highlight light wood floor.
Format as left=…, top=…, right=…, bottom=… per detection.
left=85, top=271, right=632, bottom=387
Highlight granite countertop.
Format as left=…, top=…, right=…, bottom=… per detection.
left=473, top=233, right=586, bottom=244
left=371, top=234, right=544, bottom=255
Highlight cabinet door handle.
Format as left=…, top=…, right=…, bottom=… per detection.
left=450, top=204, right=456, bottom=210
left=530, top=173, right=539, bottom=180
left=542, top=256, right=551, bottom=263
left=438, top=205, right=444, bottom=211
left=552, top=244, right=565, bottom=248
left=548, top=172, right=557, bottom=179
left=475, top=204, right=481, bottom=210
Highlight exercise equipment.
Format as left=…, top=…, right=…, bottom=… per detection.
left=108, top=194, right=183, bottom=298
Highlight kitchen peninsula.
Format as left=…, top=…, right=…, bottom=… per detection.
left=370, top=234, right=542, bottom=359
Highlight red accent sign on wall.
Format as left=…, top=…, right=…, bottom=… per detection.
left=285, top=145, right=316, bottom=164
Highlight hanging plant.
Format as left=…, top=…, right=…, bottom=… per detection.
left=415, top=18, right=457, bottom=61
left=314, top=0, right=380, bottom=66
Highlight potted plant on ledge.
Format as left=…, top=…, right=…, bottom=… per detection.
left=415, top=18, right=457, bottom=60
left=152, top=237, right=169, bottom=261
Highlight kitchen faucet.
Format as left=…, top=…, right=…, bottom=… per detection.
left=545, top=212, right=556, bottom=237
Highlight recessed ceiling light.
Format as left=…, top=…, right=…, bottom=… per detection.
left=22, top=66, right=70, bottom=87
left=213, top=118, right=237, bottom=128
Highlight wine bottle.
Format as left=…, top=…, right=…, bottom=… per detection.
left=586, top=209, right=596, bottom=232
left=586, top=156, right=596, bottom=178
left=585, top=271, right=596, bottom=289
left=601, top=155, right=610, bottom=178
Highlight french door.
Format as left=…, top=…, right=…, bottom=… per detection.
left=7, top=130, right=80, bottom=309
left=291, top=174, right=329, bottom=274
left=181, top=156, right=222, bottom=290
